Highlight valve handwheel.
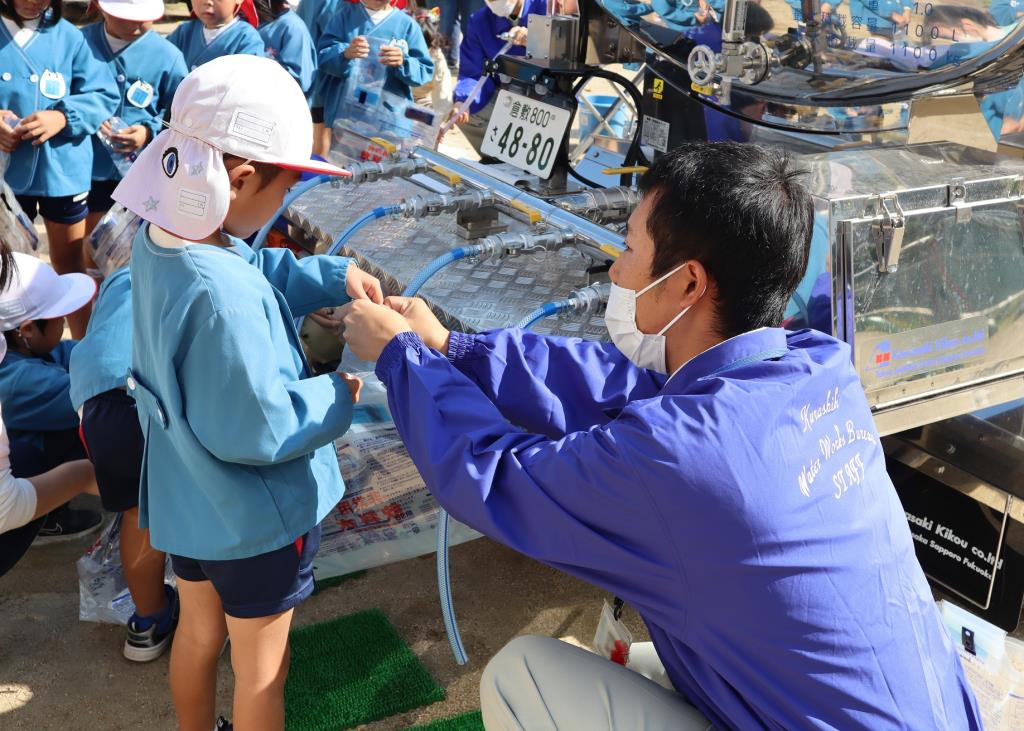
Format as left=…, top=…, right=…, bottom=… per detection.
left=688, top=45, right=718, bottom=88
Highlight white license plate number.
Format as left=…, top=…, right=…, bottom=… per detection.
left=481, top=90, right=572, bottom=180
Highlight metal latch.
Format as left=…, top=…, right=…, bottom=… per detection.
left=947, top=177, right=971, bottom=224
left=876, top=194, right=905, bottom=274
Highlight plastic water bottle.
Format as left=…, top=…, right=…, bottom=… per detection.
left=0, top=113, right=20, bottom=178
left=97, top=116, right=137, bottom=177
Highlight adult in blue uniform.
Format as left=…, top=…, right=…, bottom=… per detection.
left=167, top=0, right=265, bottom=71
left=339, top=143, right=982, bottom=730
left=254, top=0, right=317, bottom=103
left=82, top=0, right=187, bottom=233
left=449, top=0, right=545, bottom=154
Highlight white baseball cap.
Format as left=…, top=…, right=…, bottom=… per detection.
left=0, top=253, right=96, bottom=331
left=96, top=0, right=165, bottom=22
left=112, top=55, right=350, bottom=241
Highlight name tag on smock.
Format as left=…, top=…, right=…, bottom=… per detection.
left=39, top=70, right=66, bottom=100
left=126, top=79, right=154, bottom=108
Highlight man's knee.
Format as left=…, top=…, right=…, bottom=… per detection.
left=480, top=635, right=562, bottom=720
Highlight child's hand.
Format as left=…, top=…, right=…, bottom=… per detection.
left=345, top=264, right=384, bottom=304
left=110, top=124, right=150, bottom=153
left=345, top=36, right=370, bottom=60
left=0, top=112, right=19, bottom=153
left=338, top=371, right=364, bottom=404
left=338, top=299, right=412, bottom=361
left=19, top=110, right=67, bottom=146
left=379, top=45, right=405, bottom=67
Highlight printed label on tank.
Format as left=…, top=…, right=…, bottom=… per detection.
left=858, top=316, right=988, bottom=385
left=640, top=117, right=670, bottom=153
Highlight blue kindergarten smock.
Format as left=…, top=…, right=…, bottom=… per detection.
left=455, top=0, right=546, bottom=114
left=167, top=18, right=265, bottom=72
left=128, top=226, right=354, bottom=560
left=375, top=326, right=982, bottom=730
left=82, top=25, right=187, bottom=183
left=258, top=10, right=317, bottom=102
left=0, top=15, right=118, bottom=196
left=68, top=266, right=132, bottom=410
left=317, top=3, right=433, bottom=127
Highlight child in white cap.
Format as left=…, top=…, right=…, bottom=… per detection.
left=0, top=251, right=100, bottom=542
left=112, top=54, right=381, bottom=731
left=167, top=0, right=265, bottom=71
left=82, top=0, right=188, bottom=237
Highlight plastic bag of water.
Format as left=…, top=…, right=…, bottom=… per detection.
left=97, top=116, right=138, bottom=177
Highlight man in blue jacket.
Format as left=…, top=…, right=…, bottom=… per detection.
left=339, top=143, right=982, bottom=730
left=450, top=0, right=546, bottom=153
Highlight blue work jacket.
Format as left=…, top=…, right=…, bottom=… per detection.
left=166, top=18, right=265, bottom=72
left=0, top=14, right=118, bottom=196
left=129, top=226, right=354, bottom=560
left=69, top=266, right=131, bottom=410
left=455, top=0, right=546, bottom=114
left=317, top=4, right=434, bottom=127
left=82, top=25, right=188, bottom=183
left=259, top=10, right=317, bottom=102
left=375, top=326, right=982, bottom=730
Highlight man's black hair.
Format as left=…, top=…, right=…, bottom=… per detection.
left=745, top=3, right=775, bottom=37
left=0, top=0, right=63, bottom=27
left=638, top=142, right=813, bottom=338
left=928, top=4, right=997, bottom=28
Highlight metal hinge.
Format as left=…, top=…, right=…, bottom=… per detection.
left=876, top=194, right=905, bottom=274
left=947, top=177, right=971, bottom=224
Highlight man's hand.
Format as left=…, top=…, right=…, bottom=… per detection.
left=110, top=124, right=150, bottom=153
left=338, top=299, right=412, bottom=362
left=509, top=26, right=528, bottom=47
left=0, top=111, right=20, bottom=153
left=379, top=44, right=405, bottom=67
left=345, top=264, right=384, bottom=304
left=449, top=107, right=471, bottom=126
left=338, top=371, right=364, bottom=404
left=384, top=296, right=450, bottom=352
left=344, top=36, right=370, bottom=60
left=19, top=110, right=66, bottom=146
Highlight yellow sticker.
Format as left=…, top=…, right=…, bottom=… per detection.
left=691, top=83, right=714, bottom=96
left=652, top=78, right=665, bottom=95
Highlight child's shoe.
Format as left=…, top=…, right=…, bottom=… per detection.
left=123, top=584, right=179, bottom=662
left=215, top=717, right=233, bottom=731
left=33, top=506, right=103, bottom=544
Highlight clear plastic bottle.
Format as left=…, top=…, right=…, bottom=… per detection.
left=97, top=116, right=137, bottom=177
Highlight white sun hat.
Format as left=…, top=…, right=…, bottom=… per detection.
left=0, top=253, right=97, bottom=331
left=96, top=0, right=166, bottom=22
left=112, top=55, right=350, bottom=241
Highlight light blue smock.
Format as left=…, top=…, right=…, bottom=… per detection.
left=258, top=10, right=317, bottom=102
left=68, top=266, right=131, bottom=411
left=128, top=226, right=354, bottom=560
left=0, top=14, right=119, bottom=197
left=305, top=0, right=342, bottom=109
left=0, top=340, right=78, bottom=432
left=317, top=3, right=433, bottom=127
left=81, top=25, right=188, bottom=183
left=166, top=18, right=265, bottom=72
left=455, top=0, right=545, bottom=114
left=992, top=0, right=1024, bottom=25
left=375, top=326, right=982, bottom=730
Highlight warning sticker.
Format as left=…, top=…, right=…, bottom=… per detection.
left=640, top=117, right=670, bottom=153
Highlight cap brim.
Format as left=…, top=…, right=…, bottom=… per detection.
left=96, top=1, right=165, bottom=21
left=35, top=273, right=97, bottom=320
left=272, top=159, right=352, bottom=177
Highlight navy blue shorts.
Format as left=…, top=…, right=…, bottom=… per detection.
left=15, top=192, right=88, bottom=224
left=87, top=179, right=119, bottom=214
left=81, top=389, right=144, bottom=513
left=170, top=525, right=321, bottom=618
left=311, top=107, right=325, bottom=124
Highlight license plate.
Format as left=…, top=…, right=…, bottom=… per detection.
left=481, top=90, right=572, bottom=180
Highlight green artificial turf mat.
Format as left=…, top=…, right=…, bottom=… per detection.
left=405, top=711, right=485, bottom=731
left=285, top=609, right=445, bottom=731
left=311, top=571, right=367, bottom=595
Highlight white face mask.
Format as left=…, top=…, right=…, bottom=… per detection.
left=486, top=0, right=516, bottom=17
left=605, top=262, right=704, bottom=374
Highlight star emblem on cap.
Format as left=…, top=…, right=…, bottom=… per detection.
left=143, top=196, right=159, bottom=212
left=188, top=162, right=205, bottom=177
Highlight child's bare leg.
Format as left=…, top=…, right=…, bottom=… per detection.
left=171, top=578, right=228, bottom=731
left=120, top=508, right=167, bottom=617
left=42, top=217, right=91, bottom=337
left=226, top=609, right=294, bottom=731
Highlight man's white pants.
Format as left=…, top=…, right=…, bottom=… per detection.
left=480, top=636, right=715, bottom=730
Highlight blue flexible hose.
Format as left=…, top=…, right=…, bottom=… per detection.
left=401, top=246, right=478, bottom=297
left=252, top=174, right=332, bottom=251
left=516, top=300, right=572, bottom=330
left=327, top=205, right=402, bottom=257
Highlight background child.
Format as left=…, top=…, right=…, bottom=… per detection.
left=255, top=0, right=317, bottom=103
left=111, top=56, right=381, bottom=731
left=317, top=0, right=433, bottom=133
left=167, top=0, right=264, bottom=71
left=412, top=4, right=453, bottom=119
left=82, top=0, right=188, bottom=238
left=0, top=0, right=118, bottom=338
left=0, top=252, right=99, bottom=541
left=301, top=0, right=342, bottom=155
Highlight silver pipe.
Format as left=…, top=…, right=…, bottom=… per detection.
left=413, top=147, right=626, bottom=259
